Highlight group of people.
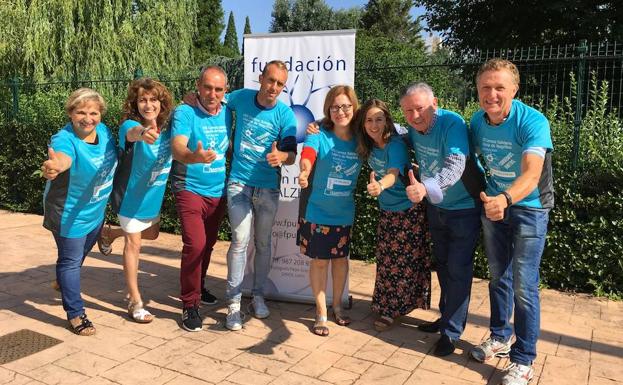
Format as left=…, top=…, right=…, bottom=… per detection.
left=41, top=58, right=553, bottom=385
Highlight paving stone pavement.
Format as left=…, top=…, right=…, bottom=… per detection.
left=1, top=210, right=622, bottom=385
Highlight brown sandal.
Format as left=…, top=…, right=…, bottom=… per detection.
left=374, top=316, right=394, bottom=332
left=97, top=223, right=113, bottom=256
left=312, top=315, right=329, bottom=336
left=332, top=309, right=351, bottom=326
left=69, top=313, right=96, bottom=336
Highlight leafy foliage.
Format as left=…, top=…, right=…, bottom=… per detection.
left=270, top=0, right=362, bottom=32
left=416, top=0, right=623, bottom=51
left=1, top=0, right=198, bottom=81
left=360, top=0, right=423, bottom=44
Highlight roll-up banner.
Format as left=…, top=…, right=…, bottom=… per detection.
left=241, top=30, right=356, bottom=307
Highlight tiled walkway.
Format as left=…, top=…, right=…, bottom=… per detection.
left=1, top=210, right=621, bottom=385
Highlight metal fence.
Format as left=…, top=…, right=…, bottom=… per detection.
left=2, top=40, right=622, bottom=167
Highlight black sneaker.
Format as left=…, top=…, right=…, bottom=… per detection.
left=201, top=288, right=218, bottom=305
left=418, top=318, right=440, bottom=333
left=181, top=306, right=202, bottom=332
left=433, top=334, right=456, bottom=356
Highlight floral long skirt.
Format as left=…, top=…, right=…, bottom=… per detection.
left=371, top=203, right=432, bottom=318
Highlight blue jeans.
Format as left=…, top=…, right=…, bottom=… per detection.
left=482, top=206, right=550, bottom=366
left=226, top=182, right=280, bottom=303
left=53, top=224, right=102, bottom=319
left=427, top=204, right=481, bottom=341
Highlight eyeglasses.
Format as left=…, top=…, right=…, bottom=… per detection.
left=329, top=104, right=353, bottom=113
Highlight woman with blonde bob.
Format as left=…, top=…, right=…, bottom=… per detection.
left=98, top=78, right=174, bottom=322
left=297, top=85, right=362, bottom=336
left=356, top=99, right=431, bottom=332
left=42, top=88, right=118, bottom=335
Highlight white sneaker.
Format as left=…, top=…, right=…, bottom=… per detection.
left=226, top=302, right=242, bottom=331
left=501, top=362, right=534, bottom=385
left=252, top=295, right=270, bottom=319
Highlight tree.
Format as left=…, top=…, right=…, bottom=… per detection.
left=270, top=0, right=362, bottom=32
left=242, top=15, right=252, bottom=57
left=290, top=0, right=333, bottom=31
left=193, top=0, right=224, bottom=63
left=270, top=0, right=292, bottom=32
left=0, top=0, right=198, bottom=81
left=415, top=0, right=623, bottom=51
left=333, top=7, right=363, bottom=30
left=244, top=16, right=252, bottom=34
left=223, top=11, right=240, bottom=57
left=360, top=0, right=423, bottom=46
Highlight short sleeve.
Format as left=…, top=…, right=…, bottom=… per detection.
left=303, top=130, right=321, bottom=152
left=519, top=110, right=552, bottom=152
left=171, top=105, right=193, bottom=139
left=386, top=138, right=409, bottom=174
left=50, top=129, right=76, bottom=161
left=118, top=119, right=141, bottom=150
left=444, top=114, right=470, bottom=157
left=225, top=89, right=244, bottom=111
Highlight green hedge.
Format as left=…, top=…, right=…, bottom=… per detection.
left=1, top=77, right=622, bottom=297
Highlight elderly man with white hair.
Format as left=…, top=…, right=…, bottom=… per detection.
left=399, top=82, right=484, bottom=357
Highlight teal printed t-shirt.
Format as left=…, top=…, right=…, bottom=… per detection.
left=112, top=119, right=172, bottom=219
left=368, top=136, right=413, bottom=212
left=470, top=99, right=553, bottom=208
left=408, top=108, right=475, bottom=210
left=226, top=88, right=297, bottom=189
left=43, top=122, right=118, bottom=238
left=170, top=103, right=232, bottom=197
left=302, top=126, right=362, bottom=226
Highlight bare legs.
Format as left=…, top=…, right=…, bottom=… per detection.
left=122, top=224, right=159, bottom=304
left=309, top=256, right=349, bottom=334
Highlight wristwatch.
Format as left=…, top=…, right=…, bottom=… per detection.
left=501, top=191, right=513, bottom=207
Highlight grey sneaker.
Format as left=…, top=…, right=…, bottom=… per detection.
left=471, top=336, right=512, bottom=362
left=226, top=302, right=242, bottom=331
left=252, top=295, right=270, bottom=319
left=501, top=362, right=534, bottom=385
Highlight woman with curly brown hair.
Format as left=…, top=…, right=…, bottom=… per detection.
left=98, top=78, right=174, bottom=323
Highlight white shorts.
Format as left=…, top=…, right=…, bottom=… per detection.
left=118, top=215, right=160, bottom=234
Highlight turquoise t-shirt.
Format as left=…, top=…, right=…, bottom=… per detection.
left=368, top=136, right=413, bottom=212
left=43, top=122, right=118, bottom=238
left=226, top=89, right=297, bottom=189
left=470, top=99, right=554, bottom=209
left=299, top=126, right=362, bottom=226
left=408, top=108, right=475, bottom=210
left=111, top=119, right=172, bottom=219
left=170, top=103, right=232, bottom=198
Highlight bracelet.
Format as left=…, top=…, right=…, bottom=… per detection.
left=378, top=182, right=384, bottom=192
left=501, top=191, right=513, bottom=207
left=140, top=127, right=149, bottom=137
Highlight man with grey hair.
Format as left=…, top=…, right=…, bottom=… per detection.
left=400, top=82, right=484, bottom=356
left=171, top=65, right=232, bottom=332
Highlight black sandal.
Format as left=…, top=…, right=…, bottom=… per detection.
left=69, top=313, right=96, bottom=336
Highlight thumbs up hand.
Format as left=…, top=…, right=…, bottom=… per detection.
left=41, top=147, right=65, bottom=180
left=367, top=171, right=384, bottom=197
left=405, top=169, right=427, bottom=203
left=481, top=191, right=507, bottom=221
left=191, top=141, right=217, bottom=164
left=140, top=120, right=160, bottom=145
left=266, top=141, right=284, bottom=167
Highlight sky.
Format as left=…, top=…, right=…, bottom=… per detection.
left=220, top=0, right=433, bottom=48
